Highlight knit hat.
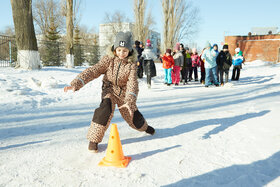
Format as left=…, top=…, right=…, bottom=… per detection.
left=113, top=31, right=133, bottom=51
left=146, top=39, right=151, bottom=47
left=223, top=44, right=229, bottom=49
left=180, top=43, right=184, bottom=48
left=235, top=47, right=240, bottom=53
left=174, top=42, right=180, bottom=51
left=135, top=40, right=140, bottom=46
left=185, top=47, right=190, bottom=51
left=166, top=49, right=172, bottom=54
left=205, top=41, right=211, bottom=48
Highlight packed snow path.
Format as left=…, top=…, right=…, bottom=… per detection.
left=1, top=61, right=280, bottom=186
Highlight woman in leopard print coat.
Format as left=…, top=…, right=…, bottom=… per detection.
left=64, top=32, right=155, bottom=152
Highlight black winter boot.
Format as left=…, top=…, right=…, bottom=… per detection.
left=88, top=142, right=98, bottom=153
left=146, top=126, right=155, bottom=135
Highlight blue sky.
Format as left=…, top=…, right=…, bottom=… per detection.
left=1, top=0, right=280, bottom=49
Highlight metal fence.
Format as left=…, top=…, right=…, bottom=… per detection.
left=0, top=35, right=17, bottom=67
left=0, top=35, right=100, bottom=67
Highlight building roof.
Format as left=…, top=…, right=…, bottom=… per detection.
left=251, top=27, right=278, bottom=35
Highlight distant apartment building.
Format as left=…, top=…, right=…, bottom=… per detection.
left=99, top=22, right=160, bottom=56
left=225, top=27, right=280, bottom=62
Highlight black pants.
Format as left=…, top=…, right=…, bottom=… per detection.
left=144, top=60, right=156, bottom=86
left=180, top=69, right=185, bottom=81
left=190, top=67, right=198, bottom=80
left=232, top=66, right=241, bottom=80
left=137, top=60, right=143, bottom=78
left=218, top=68, right=230, bottom=84
left=217, top=68, right=223, bottom=84
left=183, top=67, right=192, bottom=83
left=200, top=71, right=205, bottom=83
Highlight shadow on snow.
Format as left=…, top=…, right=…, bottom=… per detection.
left=0, top=139, right=51, bottom=151
left=121, top=110, right=270, bottom=145
left=162, top=150, right=280, bottom=187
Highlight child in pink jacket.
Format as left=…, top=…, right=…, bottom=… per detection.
left=190, top=48, right=200, bottom=81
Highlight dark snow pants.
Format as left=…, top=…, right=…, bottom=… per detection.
left=87, top=94, right=148, bottom=143
left=232, top=66, right=241, bottom=81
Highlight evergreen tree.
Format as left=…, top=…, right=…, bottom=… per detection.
left=89, top=45, right=100, bottom=66
left=42, top=16, right=61, bottom=66
left=73, top=27, right=85, bottom=66
left=88, top=34, right=100, bottom=66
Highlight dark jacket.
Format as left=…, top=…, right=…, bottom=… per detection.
left=135, top=45, right=144, bottom=62
left=183, top=52, right=192, bottom=68
left=216, top=50, right=232, bottom=70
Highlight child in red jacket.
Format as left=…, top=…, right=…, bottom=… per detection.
left=160, top=49, right=174, bottom=86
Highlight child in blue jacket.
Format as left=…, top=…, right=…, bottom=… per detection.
left=231, top=48, right=244, bottom=81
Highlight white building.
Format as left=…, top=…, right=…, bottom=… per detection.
left=99, top=22, right=160, bottom=56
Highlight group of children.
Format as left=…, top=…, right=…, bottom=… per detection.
left=160, top=42, right=245, bottom=87
left=160, top=42, right=203, bottom=86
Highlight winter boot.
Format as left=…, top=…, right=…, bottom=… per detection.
left=88, top=142, right=98, bottom=153
left=146, top=126, right=155, bottom=135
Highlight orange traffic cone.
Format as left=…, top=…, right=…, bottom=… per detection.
left=98, top=123, right=131, bottom=168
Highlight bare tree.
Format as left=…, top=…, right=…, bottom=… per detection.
left=102, top=11, right=131, bottom=45
left=10, top=0, right=40, bottom=70
left=61, top=0, right=83, bottom=28
left=177, top=2, right=200, bottom=42
left=65, top=0, right=74, bottom=68
left=78, top=25, right=99, bottom=45
left=33, top=0, right=65, bottom=36
left=133, top=0, right=154, bottom=43
left=161, top=0, right=199, bottom=50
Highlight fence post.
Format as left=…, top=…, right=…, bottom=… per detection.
left=9, top=40, right=12, bottom=66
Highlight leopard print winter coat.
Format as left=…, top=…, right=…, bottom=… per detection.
left=70, top=48, right=138, bottom=105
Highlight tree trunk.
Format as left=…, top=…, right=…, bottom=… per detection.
left=66, top=0, right=74, bottom=68
left=10, top=0, right=40, bottom=70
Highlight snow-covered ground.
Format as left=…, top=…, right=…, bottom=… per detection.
left=0, top=60, right=280, bottom=187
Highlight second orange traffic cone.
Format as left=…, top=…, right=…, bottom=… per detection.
left=98, top=123, right=131, bottom=168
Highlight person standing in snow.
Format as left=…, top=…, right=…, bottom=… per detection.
left=179, top=43, right=186, bottom=83
left=216, top=44, right=232, bottom=85
left=160, top=49, right=174, bottom=86
left=212, top=44, right=219, bottom=83
left=201, top=41, right=219, bottom=87
left=64, top=32, right=155, bottom=153
left=182, top=47, right=192, bottom=84
left=134, top=40, right=144, bottom=78
left=141, top=39, right=157, bottom=88
left=190, top=48, right=200, bottom=82
left=199, top=48, right=206, bottom=84
left=172, top=43, right=184, bottom=86
left=231, top=47, right=244, bottom=81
